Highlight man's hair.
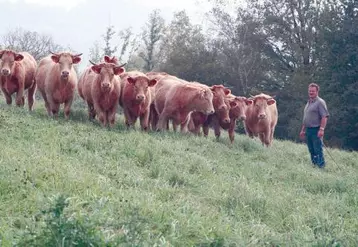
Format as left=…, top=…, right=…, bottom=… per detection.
left=308, top=82, right=320, bottom=91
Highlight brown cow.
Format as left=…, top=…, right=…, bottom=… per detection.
left=35, top=51, right=82, bottom=119
left=203, top=95, right=252, bottom=143
left=78, top=55, right=121, bottom=100
left=244, top=93, right=278, bottom=146
left=155, top=77, right=215, bottom=132
left=0, top=49, right=37, bottom=110
left=188, top=85, right=233, bottom=135
left=119, top=71, right=157, bottom=131
left=78, top=60, right=125, bottom=127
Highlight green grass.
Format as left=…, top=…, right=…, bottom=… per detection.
left=0, top=98, right=358, bottom=246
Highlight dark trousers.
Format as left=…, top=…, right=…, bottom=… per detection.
left=305, top=127, right=325, bottom=168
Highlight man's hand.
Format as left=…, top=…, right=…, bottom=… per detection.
left=317, top=129, right=324, bottom=138
left=299, top=130, right=305, bottom=140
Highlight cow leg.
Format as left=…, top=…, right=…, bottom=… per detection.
left=98, top=112, right=106, bottom=127
left=64, top=98, right=73, bottom=120
left=139, top=109, right=150, bottom=131
left=228, top=119, right=237, bottom=143
left=123, top=107, right=134, bottom=129
left=1, top=88, right=12, bottom=105
left=108, top=109, right=117, bottom=128
left=51, top=103, right=60, bottom=119
left=157, top=109, right=171, bottom=131
left=87, top=102, right=96, bottom=120
left=27, top=82, right=37, bottom=111
left=150, top=105, right=159, bottom=131
left=15, top=79, right=25, bottom=107
left=244, top=123, right=254, bottom=138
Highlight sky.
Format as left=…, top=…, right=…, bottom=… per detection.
left=0, top=0, right=237, bottom=71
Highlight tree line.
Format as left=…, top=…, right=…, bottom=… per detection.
left=1, top=0, right=357, bottom=150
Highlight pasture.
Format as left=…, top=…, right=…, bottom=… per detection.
left=0, top=98, right=357, bottom=246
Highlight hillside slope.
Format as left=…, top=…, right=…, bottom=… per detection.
left=0, top=102, right=357, bottom=246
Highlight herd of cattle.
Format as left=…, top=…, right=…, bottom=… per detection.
left=0, top=49, right=278, bottom=146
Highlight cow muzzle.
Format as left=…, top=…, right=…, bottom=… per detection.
left=223, top=118, right=230, bottom=124
left=136, top=95, right=145, bottom=102
left=258, top=114, right=266, bottom=119
left=61, top=71, right=70, bottom=80
left=1, top=69, right=10, bottom=76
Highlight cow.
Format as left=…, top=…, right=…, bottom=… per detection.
left=154, top=77, right=215, bottom=132
left=35, top=51, right=82, bottom=119
left=78, top=55, right=121, bottom=100
left=203, top=95, right=252, bottom=143
left=119, top=71, right=157, bottom=131
left=187, top=84, right=233, bottom=136
left=0, top=49, right=37, bottom=110
left=78, top=60, right=126, bottom=127
left=244, top=93, right=278, bottom=146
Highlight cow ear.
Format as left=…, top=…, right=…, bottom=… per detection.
left=267, top=98, right=276, bottom=105
left=229, top=101, right=238, bottom=108
left=148, top=79, right=157, bottom=87
left=245, top=99, right=253, bottom=105
left=91, top=65, right=101, bottom=74
left=51, top=55, right=60, bottom=63
left=127, top=77, right=135, bottom=84
left=198, top=89, right=206, bottom=99
left=113, top=66, right=125, bottom=75
left=224, top=88, right=231, bottom=95
left=72, top=56, right=81, bottom=64
left=104, top=55, right=111, bottom=63
left=14, top=53, right=24, bottom=61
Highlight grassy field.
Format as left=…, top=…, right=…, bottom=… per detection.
left=0, top=98, right=358, bottom=247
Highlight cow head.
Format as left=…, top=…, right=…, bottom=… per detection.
left=210, top=85, right=231, bottom=123
left=249, top=94, right=276, bottom=120
left=50, top=51, right=82, bottom=81
left=90, top=60, right=126, bottom=91
left=192, top=87, right=215, bottom=115
left=127, top=75, right=157, bottom=103
left=228, top=96, right=252, bottom=121
left=0, top=50, right=24, bottom=77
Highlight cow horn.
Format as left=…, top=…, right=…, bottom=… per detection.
left=118, top=62, right=127, bottom=67
left=73, top=53, right=83, bottom=57
left=89, top=60, right=97, bottom=66
left=49, top=50, right=59, bottom=55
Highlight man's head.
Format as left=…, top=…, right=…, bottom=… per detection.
left=308, top=83, right=319, bottom=99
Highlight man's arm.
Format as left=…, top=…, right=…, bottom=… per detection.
left=319, top=116, right=328, bottom=130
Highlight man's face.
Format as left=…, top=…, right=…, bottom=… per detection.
left=308, top=86, right=318, bottom=99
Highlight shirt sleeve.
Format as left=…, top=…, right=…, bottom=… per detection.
left=318, top=100, right=329, bottom=118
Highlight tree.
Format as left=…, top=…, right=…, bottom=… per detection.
left=88, top=40, right=102, bottom=64
left=1, top=27, right=63, bottom=61
left=102, top=25, right=117, bottom=57
left=139, top=9, right=165, bottom=72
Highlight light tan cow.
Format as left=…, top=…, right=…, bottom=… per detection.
left=35, top=51, right=82, bottom=119
left=154, top=77, right=215, bottom=132
left=0, top=49, right=37, bottom=110
left=244, top=93, right=278, bottom=146
left=78, top=60, right=125, bottom=127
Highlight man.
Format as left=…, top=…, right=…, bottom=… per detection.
left=299, top=83, right=329, bottom=168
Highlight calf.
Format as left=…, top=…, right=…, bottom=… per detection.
left=119, top=71, right=157, bottom=131
left=0, top=49, right=37, bottom=110
left=35, top=51, right=82, bottom=119
left=244, top=93, right=278, bottom=146
left=78, top=60, right=125, bottom=127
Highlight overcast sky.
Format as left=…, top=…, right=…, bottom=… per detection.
left=0, top=0, right=219, bottom=69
